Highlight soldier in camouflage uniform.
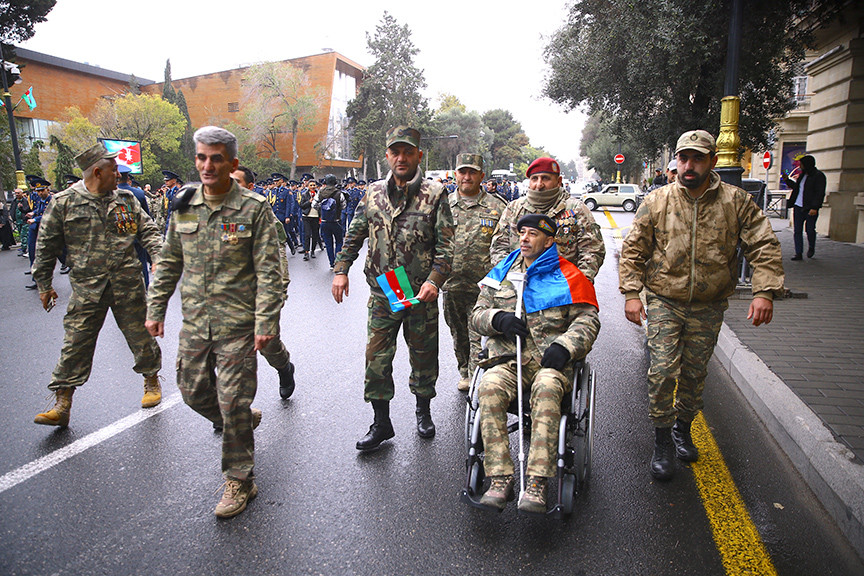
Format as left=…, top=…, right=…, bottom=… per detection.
left=147, top=127, right=283, bottom=518
left=443, top=152, right=506, bottom=391
left=619, top=130, right=784, bottom=481
left=332, top=126, right=455, bottom=451
left=472, top=214, right=600, bottom=513
left=491, top=157, right=605, bottom=283
left=32, top=143, right=164, bottom=429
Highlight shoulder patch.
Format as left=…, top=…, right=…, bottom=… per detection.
left=242, top=190, right=266, bottom=203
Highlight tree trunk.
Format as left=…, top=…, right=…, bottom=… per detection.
left=290, top=119, right=299, bottom=181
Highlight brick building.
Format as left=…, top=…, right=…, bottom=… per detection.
left=4, top=47, right=363, bottom=184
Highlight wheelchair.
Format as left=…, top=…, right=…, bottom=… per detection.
left=460, top=357, right=596, bottom=518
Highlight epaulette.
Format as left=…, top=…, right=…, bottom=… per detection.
left=172, top=182, right=200, bottom=212
left=242, top=190, right=266, bottom=203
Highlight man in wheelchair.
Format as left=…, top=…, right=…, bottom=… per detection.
left=470, top=214, right=600, bottom=513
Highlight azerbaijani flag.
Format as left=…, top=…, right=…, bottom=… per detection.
left=479, top=244, right=598, bottom=313
left=22, top=87, right=36, bottom=110
left=376, top=266, right=420, bottom=312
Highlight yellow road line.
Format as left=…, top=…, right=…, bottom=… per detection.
left=691, top=412, right=777, bottom=576
left=603, top=208, right=623, bottom=241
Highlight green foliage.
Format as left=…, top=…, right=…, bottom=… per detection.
left=427, top=107, right=491, bottom=170
left=544, top=0, right=835, bottom=157
left=481, top=109, right=530, bottom=172
left=49, top=135, right=77, bottom=189
left=0, top=120, right=14, bottom=191
left=347, top=11, right=431, bottom=178
left=239, top=61, right=324, bottom=180
left=22, top=141, right=43, bottom=178
left=580, top=112, right=644, bottom=182
left=0, top=0, right=56, bottom=43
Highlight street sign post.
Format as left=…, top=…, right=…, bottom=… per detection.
left=762, top=151, right=773, bottom=213
left=762, top=151, right=773, bottom=170
left=614, top=154, right=625, bottom=164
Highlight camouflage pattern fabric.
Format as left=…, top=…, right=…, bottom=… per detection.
left=490, top=190, right=604, bottom=283
left=443, top=288, right=482, bottom=379
left=334, top=169, right=454, bottom=296
left=146, top=190, right=165, bottom=234
left=33, top=181, right=162, bottom=299
left=147, top=181, right=283, bottom=339
left=49, top=280, right=160, bottom=389
left=619, top=171, right=784, bottom=303
left=471, top=256, right=600, bottom=478
left=176, top=332, right=258, bottom=481
left=443, top=188, right=506, bottom=379
left=32, top=181, right=163, bottom=389
left=259, top=209, right=291, bottom=370
left=479, top=359, right=572, bottom=478
left=364, top=295, right=438, bottom=402
left=645, top=291, right=726, bottom=427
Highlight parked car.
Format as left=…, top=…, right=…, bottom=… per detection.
left=581, top=183, right=643, bottom=211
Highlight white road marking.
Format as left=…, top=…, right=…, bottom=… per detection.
left=0, top=394, right=183, bottom=494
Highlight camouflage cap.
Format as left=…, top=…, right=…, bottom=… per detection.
left=75, top=142, right=119, bottom=171
left=455, top=153, right=483, bottom=172
left=386, top=126, right=421, bottom=149
left=675, top=130, right=716, bottom=155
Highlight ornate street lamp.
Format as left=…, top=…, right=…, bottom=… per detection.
left=0, top=42, right=27, bottom=193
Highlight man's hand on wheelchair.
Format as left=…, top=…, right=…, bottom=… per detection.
left=492, top=311, right=529, bottom=342
left=541, top=343, right=570, bottom=371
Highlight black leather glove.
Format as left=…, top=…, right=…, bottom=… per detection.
left=492, top=311, right=529, bottom=342
left=541, top=343, right=570, bottom=371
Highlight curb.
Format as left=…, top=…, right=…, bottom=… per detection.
left=714, top=323, right=864, bottom=558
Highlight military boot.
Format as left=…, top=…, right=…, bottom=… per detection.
left=651, top=427, right=676, bottom=481
left=34, top=387, right=74, bottom=427
left=214, top=477, right=258, bottom=519
left=415, top=396, right=436, bottom=439
left=356, top=400, right=395, bottom=451
left=278, top=362, right=296, bottom=399
left=141, top=374, right=162, bottom=408
left=672, top=419, right=699, bottom=462
left=518, top=476, right=548, bottom=514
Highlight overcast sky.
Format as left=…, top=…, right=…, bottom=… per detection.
left=20, top=0, right=587, bottom=163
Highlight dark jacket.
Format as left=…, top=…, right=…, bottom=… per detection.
left=784, top=168, right=826, bottom=212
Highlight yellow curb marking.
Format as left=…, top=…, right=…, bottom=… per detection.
left=691, top=412, right=777, bottom=576
left=603, top=208, right=623, bottom=241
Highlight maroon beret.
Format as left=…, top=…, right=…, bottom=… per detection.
left=526, top=157, right=560, bottom=177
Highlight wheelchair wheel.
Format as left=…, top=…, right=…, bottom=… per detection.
left=467, top=461, right=485, bottom=497
left=559, top=473, right=577, bottom=516
left=574, top=366, right=596, bottom=487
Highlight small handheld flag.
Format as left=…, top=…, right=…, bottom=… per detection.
left=22, top=86, right=36, bottom=110
left=376, top=266, right=420, bottom=312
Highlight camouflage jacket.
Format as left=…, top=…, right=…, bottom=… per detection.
left=444, top=189, right=507, bottom=291
left=619, top=171, right=784, bottom=303
left=147, top=181, right=283, bottom=338
left=33, top=181, right=162, bottom=300
left=334, top=169, right=455, bottom=297
left=471, top=258, right=600, bottom=366
left=490, top=190, right=605, bottom=283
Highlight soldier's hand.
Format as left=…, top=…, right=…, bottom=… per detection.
left=39, top=289, right=58, bottom=311
left=541, top=343, right=570, bottom=371
left=145, top=320, right=164, bottom=338
left=492, top=311, right=529, bottom=342
left=747, top=297, right=773, bottom=326
left=255, top=334, right=275, bottom=351
left=624, top=298, right=647, bottom=326
left=332, top=274, right=349, bottom=303
left=417, top=281, right=438, bottom=302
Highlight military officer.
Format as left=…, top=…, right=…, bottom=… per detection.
left=443, top=152, right=506, bottom=391
left=160, top=169, right=182, bottom=235
left=32, top=142, right=164, bottom=428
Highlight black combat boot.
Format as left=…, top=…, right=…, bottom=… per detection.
left=671, top=419, right=699, bottom=462
left=415, top=396, right=436, bottom=439
left=651, top=427, right=675, bottom=481
left=356, top=400, right=395, bottom=451
left=278, top=362, right=296, bottom=399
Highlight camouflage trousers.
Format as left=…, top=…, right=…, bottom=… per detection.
left=364, top=295, right=438, bottom=402
left=15, top=216, right=28, bottom=249
left=479, top=359, right=573, bottom=478
left=645, top=292, right=726, bottom=428
left=442, top=287, right=482, bottom=379
left=176, top=332, right=258, bottom=481
left=49, top=280, right=161, bottom=390
left=259, top=333, right=291, bottom=371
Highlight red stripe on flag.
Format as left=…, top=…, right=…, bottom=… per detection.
left=385, top=270, right=412, bottom=307
left=558, top=256, right=599, bottom=309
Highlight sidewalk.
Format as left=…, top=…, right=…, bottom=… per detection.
left=715, top=219, right=864, bottom=557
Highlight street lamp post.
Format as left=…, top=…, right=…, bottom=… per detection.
left=715, top=0, right=745, bottom=188
left=423, top=134, right=459, bottom=174
left=0, top=42, right=27, bottom=193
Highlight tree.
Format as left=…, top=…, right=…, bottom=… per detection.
left=543, top=0, right=843, bottom=158
left=481, top=109, right=529, bottom=171
left=160, top=60, right=195, bottom=180
left=92, top=93, right=187, bottom=187
left=0, top=0, right=56, bottom=43
left=22, top=140, right=43, bottom=177
left=579, top=112, right=644, bottom=182
left=347, top=11, right=431, bottom=179
left=428, top=107, right=491, bottom=170
left=239, top=61, right=324, bottom=181
left=49, top=135, right=76, bottom=189
left=43, top=106, right=100, bottom=186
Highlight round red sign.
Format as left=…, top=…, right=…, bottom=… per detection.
left=762, top=151, right=772, bottom=170
left=614, top=154, right=625, bottom=164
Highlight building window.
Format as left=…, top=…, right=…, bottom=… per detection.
left=15, top=117, right=57, bottom=150
left=228, top=102, right=239, bottom=113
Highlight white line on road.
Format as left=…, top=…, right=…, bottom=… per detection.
left=0, top=394, right=183, bottom=495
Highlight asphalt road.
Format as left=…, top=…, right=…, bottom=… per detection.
left=0, top=207, right=861, bottom=575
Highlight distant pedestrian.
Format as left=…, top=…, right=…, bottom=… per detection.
left=332, top=125, right=454, bottom=451
left=315, top=174, right=344, bottom=269
left=782, top=154, right=826, bottom=260
left=32, top=142, right=164, bottom=428
left=619, top=130, right=785, bottom=481
left=147, top=126, right=283, bottom=518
